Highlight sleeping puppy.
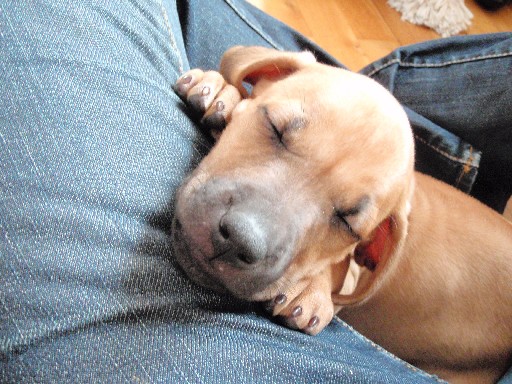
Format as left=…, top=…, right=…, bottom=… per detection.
left=172, top=46, right=512, bottom=383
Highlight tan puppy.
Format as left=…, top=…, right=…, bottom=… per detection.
left=172, top=46, right=512, bottom=383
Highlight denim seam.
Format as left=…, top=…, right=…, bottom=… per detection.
left=159, top=0, right=184, bottom=74
left=224, top=0, right=284, bottom=50
left=365, top=51, right=512, bottom=78
left=455, top=145, right=475, bottom=187
left=413, top=134, right=479, bottom=167
left=332, top=317, right=446, bottom=383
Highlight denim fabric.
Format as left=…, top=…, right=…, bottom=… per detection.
left=0, top=0, right=444, bottom=382
left=0, top=0, right=509, bottom=383
left=178, top=0, right=343, bottom=70
left=361, top=33, right=512, bottom=212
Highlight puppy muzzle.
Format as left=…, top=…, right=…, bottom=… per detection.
left=172, top=176, right=298, bottom=299
left=214, top=204, right=271, bottom=266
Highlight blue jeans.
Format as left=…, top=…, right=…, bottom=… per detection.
left=1, top=1, right=510, bottom=383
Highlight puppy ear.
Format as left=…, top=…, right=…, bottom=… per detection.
left=332, top=211, right=409, bottom=307
left=219, top=46, right=316, bottom=97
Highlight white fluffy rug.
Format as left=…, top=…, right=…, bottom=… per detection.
left=388, top=0, right=473, bottom=37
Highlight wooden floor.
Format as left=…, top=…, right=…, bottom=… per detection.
left=247, top=0, right=512, bottom=71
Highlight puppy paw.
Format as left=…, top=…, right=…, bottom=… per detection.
left=267, top=277, right=335, bottom=336
left=174, top=69, right=242, bottom=138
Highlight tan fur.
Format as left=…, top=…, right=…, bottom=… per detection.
left=173, top=46, right=512, bottom=383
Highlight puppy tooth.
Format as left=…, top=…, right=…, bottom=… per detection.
left=216, top=100, right=225, bottom=112
left=291, top=306, right=302, bottom=318
left=274, top=294, right=287, bottom=305
left=307, top=316, right=319, bottom=329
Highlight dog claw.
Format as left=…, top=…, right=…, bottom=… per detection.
left=174, top=69, right=242, bottom=136
left=201, top=86, right=211, bottom=97
left=274, top=294, right=287, bottom=305
left=179, top=74, right=192, bottom=85
left=174, top=74, right=193, bottom=95
left=216, top=100, right=225, bottom=112
left=307, top=316, right=319, bottom=329
left=291, top=306, right=302, bottom=318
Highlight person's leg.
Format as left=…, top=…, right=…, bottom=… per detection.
left=360, top=33, right=512, bottom=212
left=1, top=0, right=440, bottom=383
left=0, top=0, right=206, bottom=375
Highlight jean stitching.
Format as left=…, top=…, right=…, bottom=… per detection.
left=224, top=0, right=284, bottom=50
left=413, top=134, right=478, bottom=167
left=332, top=317, right=446, bottom=382
left=455, top=145, right=475, bottom=188
left=365, top=58, right=401, bottom=77
left=160, top=0, right=184, bottom=74
left=366, top=52, right=512, bottom=78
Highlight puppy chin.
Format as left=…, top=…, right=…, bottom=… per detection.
left=183, top=257, right=283, bottom=302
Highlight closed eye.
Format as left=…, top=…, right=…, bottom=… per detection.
left=270, top=120, right=284, bottom=144
left=262, top=106, right=287, bottom=148
left=332, top=209, right=361, bottom=241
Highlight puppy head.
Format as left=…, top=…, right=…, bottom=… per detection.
left=173, top=46, right=414, bottom=303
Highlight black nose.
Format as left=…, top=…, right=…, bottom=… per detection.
left=215, top=209, right=269, bottom=266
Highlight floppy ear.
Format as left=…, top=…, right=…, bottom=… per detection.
left=331, top=208, right=409, bottom=307
left=219, top=46, right=317, bottom=97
